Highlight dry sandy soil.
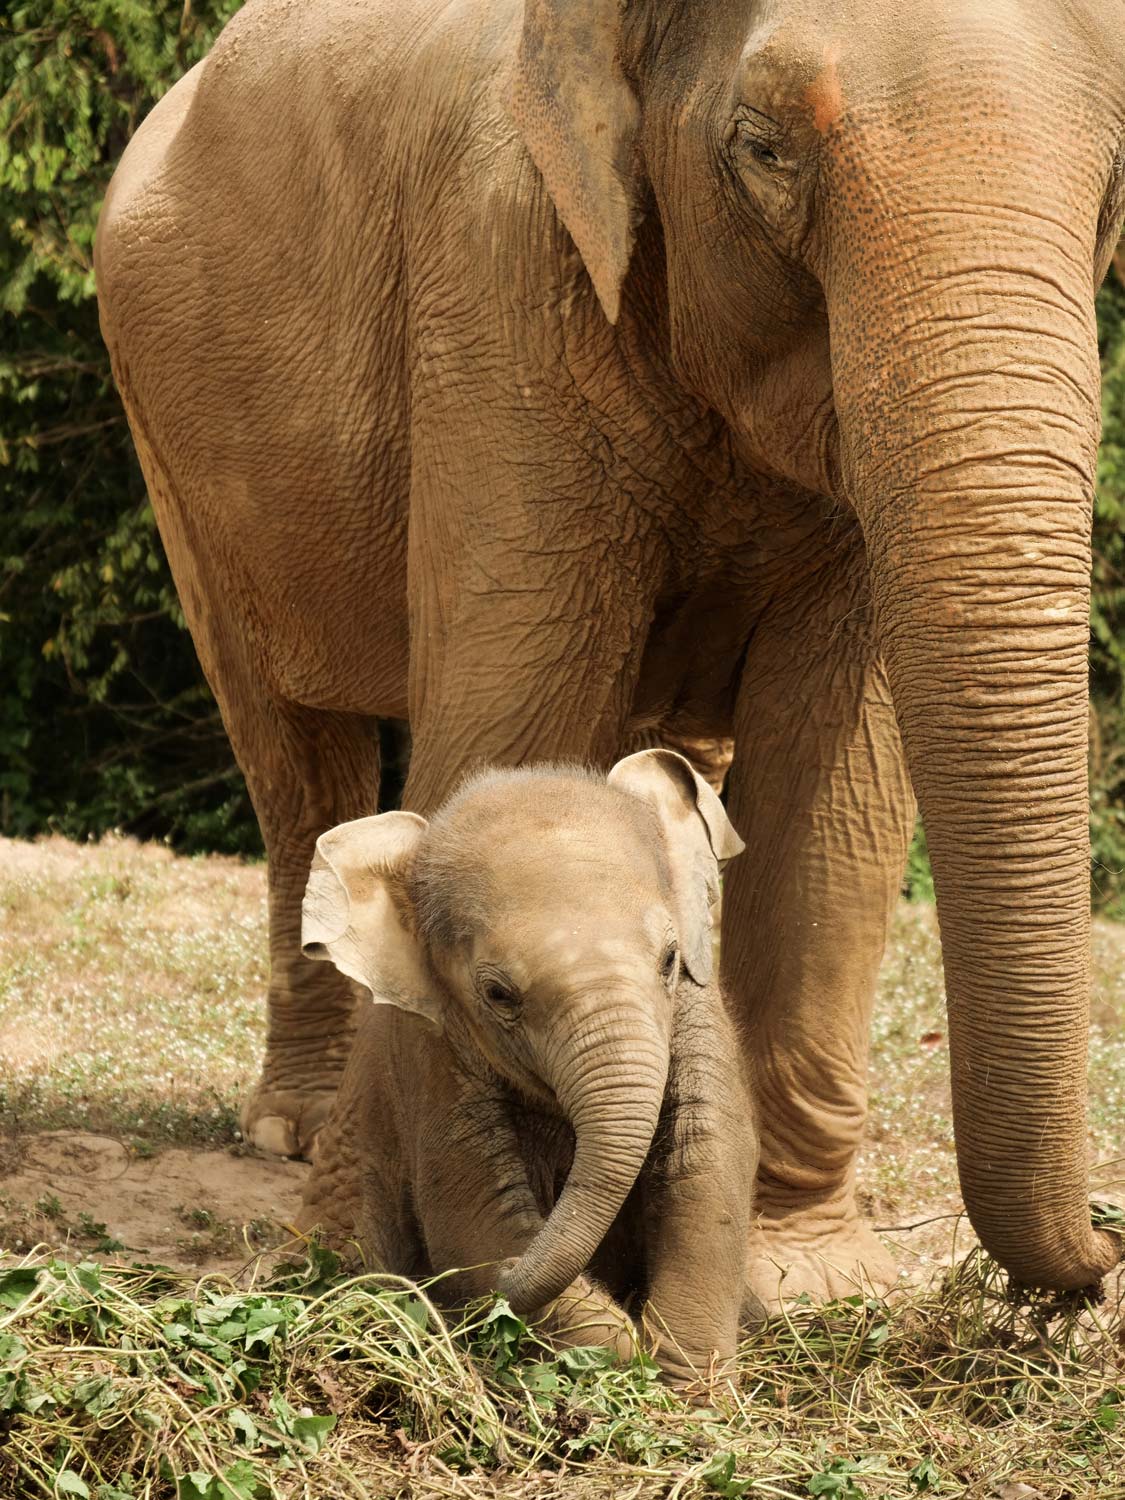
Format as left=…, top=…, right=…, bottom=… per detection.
left=1, top=832, right=1123, bottom=1284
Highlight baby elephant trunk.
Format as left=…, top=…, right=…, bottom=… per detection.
left=497, top=1006, right=669, bottom=1315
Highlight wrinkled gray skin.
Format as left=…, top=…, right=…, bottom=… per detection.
left=297, top=751, right=758, bottom=1391
left=96, top=0, right=1125, bottom=1303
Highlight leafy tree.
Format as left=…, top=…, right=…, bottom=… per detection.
left=0, top=0, right=254, bottom=852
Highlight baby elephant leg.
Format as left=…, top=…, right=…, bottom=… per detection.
left=514, top=1269, right=638, bottom=1362
left=296, top=1023, right=419, bottom=1273
left=418, top=1105, right=637, bottom=1360
left=641, top=990, right=758, bottom=1398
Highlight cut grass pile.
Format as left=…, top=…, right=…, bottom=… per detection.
left=1, top=1242, right=1123, bottom=1500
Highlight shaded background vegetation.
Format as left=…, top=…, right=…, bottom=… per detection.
left=4, top=3, right=1125, bottom=910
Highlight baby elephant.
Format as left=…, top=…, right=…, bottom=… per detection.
left=296, top=750, right=759, bottom=1389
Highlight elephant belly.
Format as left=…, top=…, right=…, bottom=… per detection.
left=629, top=585, right=761, bottom=746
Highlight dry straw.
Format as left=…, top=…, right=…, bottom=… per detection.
left=0, top=1238, right=1122, bottom=1500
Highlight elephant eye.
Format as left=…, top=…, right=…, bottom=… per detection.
left=478, top=970, right=522, bottom=1018
left=660, top=943, right=679, bottom=986
left=730, top=112, right=789, bottom=174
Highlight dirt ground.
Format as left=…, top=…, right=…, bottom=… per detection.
left=1, top=832, right=1123, bottom=1286
left=0, top=1129, right=307, bottom=1274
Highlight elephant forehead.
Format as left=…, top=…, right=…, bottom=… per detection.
left=483, top=906, right=670, bottom=975
left=736, top=0, right=1083, bottom=130
left=479, top=819, right=663, bottom=894
left=804, top=41, right=844, bottom=136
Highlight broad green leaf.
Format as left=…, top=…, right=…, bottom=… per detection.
left=243, top=1305, right=286, bottom=1351
left=0, top=1333, right=27, bottom=1363
left=74, top=1375, right=119, bottom=1416
left=0, top=1268, right=39, bottom=1310
left=556, top=1345, right=619, bottom=1374
left=700, top=1449, right=754, bottom=1497
left=290, top=1412, right=337, bottom=1454
left=55, top=1472, right=90, bottom=1499
left=228, top=1407, right=258, bottom=1447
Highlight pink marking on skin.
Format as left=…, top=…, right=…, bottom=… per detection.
left=805, top=41, right=844, bottom=135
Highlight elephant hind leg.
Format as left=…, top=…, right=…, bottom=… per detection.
left=235, top=692, right=381, bottom=1158
left=118, top=420, right=383, bottom=1158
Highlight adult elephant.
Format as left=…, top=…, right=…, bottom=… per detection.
left=95, top=0, right=1125, bottom=1302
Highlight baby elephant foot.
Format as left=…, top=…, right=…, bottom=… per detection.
left=240, top=1085, right=338, bottom=1159
left=534, top=1275, right=638, bottom=1364
left=641, top=1311, right=738, bottom=1404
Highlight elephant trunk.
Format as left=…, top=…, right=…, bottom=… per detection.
left=497, top=1001, right=669, bottom=1315
left=828, top=182, right=1121, bottom=1287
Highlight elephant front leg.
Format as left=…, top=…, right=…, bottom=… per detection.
left=417, top=1104, right=637, bottom=1362
left=641, top=991, right=758, bottom=1396
left=723, top=537, right=915, bottom=1308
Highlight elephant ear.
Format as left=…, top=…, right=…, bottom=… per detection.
left=301, top=811, right=441, bottom=1026
left=502, top=0, right=641, bottom=324
left=608, top=749, right=745, bottom=986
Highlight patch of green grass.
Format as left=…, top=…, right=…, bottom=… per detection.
left=0, top=1244, right=1121, bottom=1499
left=0, top=836, right=265, bottom=1145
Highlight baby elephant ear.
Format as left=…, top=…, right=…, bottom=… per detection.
left=301, top=811, right=441, bottom=1026
left=608, top=749, right=746, bottom=986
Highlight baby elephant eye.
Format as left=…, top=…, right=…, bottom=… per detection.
left=659, top=944, right=679, bottom=985
left=478, top=972, right=522, bottom=1017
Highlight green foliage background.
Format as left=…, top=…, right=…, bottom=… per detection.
left=1091, top=262, right=1125, bottom=915
left=0, top=0, right=252, bottom=855
left=3, top=2, right=1125, bottom=909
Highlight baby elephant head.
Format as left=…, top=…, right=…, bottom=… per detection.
left=300, top=749, right=744, bottom=1314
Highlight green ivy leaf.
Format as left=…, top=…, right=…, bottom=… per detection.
left=807, top=1458, right=866, bottom=1500
left=0, top=1267, right=39, bottom=1309
left=243, top=1305, right=287, bottom=1352
left=228, top=1407, right=258, bottom=1447
left=74, top=1374, right=119, bottom=1416
left=290, top=1412, right=336, bottom=1454
left=556, top=1345, right=620, bottom=1374
left=908, top=1456, right=941, bottom=1492
left=700, top=1449, right=754, bottom=1497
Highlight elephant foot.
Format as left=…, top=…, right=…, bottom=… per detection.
left=534, top=1275, right=639, bottom=1364
left=644, top=1337, right=738, bottom=1405
left=745, top=1209, right=900, bottom=1311
left=240, top=1084, right=338, bottom=1159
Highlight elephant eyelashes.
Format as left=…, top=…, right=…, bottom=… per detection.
left=728, top=111, right=789, bottom=173
left=478, top=971, right=522, bottom=1018
left=660, top=943, right=679, bottom=987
